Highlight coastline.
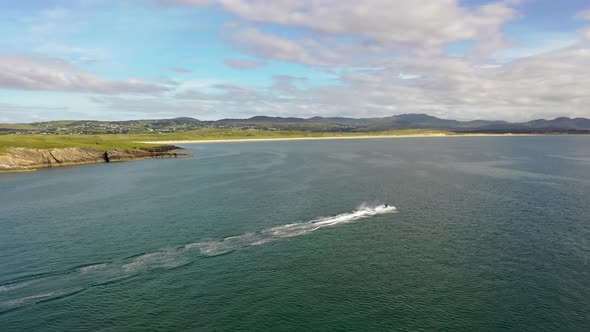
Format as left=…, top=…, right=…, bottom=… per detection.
left=1, top=133, right=584, bottom=173
left=139, top=133, right=546, bottom=144
left=0, top=146, right=191, bottom=173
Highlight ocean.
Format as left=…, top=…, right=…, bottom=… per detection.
left=1, top=137, right=589, bottom=331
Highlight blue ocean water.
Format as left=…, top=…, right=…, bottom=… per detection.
left=1, top=137, right=589, bottom=331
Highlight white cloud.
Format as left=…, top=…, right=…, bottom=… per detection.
left=90, top=95, right=226, bottom=120
left=92, top=41, right=590, bottom=122
left=577, top=8, right=590, bottom=41
left=163, top=0, right=524, bottom=69
left=78, top=2, right=590, bottom=121
left=222, top=0, right=517, bottom=48
left=171, top=67, right=193, bottom=73
left=0, top=102, right=73, bottom=123
left=160, top=0, right=216, bottom=5
left=324, top=46, right=590, bottom=120
left=270, top=75, right=307, bottom=93
left=575, top=9, right=590, bottom=20
left=5, top=1, right=588, bottom=122
left=0, top=55, right=170, bottom=94
left=224, top=58, right=267, bottom=69
left=183, top=42, right=590, bottom=121
left=229, top=27, right=329, bottom=65
left=176, top=83, right=262, bottom=103
left=173, top=0, right=520, bottom=59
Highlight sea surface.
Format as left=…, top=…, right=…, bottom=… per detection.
left=1, top=137, right=589, bottom=331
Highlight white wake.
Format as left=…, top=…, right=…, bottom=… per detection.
left=0, top=203, right=396, bottom=313
left=186, top=203, right=397, bottom=256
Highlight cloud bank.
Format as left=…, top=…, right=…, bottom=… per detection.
left=2, top=1, right=590, bottom=121
left=0, top=55, right=169, bottom=94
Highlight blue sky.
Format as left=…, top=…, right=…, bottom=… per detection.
left=1, top=0, right=590, bottom=122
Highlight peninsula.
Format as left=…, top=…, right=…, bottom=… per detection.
left=0, top=134, right=190, bottom=172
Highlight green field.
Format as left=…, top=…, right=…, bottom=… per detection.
left=0, top=134, right=156, bottom=153
left=0, top=129, right=454, bottom=153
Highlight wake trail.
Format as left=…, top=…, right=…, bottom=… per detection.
left=187, top=203, right=397, bottom=255
left=0, top=203, right=396, bottom=314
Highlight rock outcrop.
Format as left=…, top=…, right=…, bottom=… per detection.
left=0, top=146, right=190, bottom=172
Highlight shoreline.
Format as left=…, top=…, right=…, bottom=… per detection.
left=0, top=146, right=191, bottom=173
left=0, top=157, right=187, bottom=173
left=139, top=133, right=556, bottom=144
left=2, top=133, right=586, bottom=173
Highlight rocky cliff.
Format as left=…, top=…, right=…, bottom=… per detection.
left=0, top=145, right=190, bottom=172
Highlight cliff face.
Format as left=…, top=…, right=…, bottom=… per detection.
left=0, top=146, right=189, bottom=171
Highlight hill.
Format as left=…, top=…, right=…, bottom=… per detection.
left=2, top=114, right=590, bottom=135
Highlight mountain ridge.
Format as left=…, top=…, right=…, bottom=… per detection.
left=2, top=113, right=590, bottom=134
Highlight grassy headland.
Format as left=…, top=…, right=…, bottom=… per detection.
left=0, top=134, right=158, bottom=153
left=0, top=129, right=454, bottom=153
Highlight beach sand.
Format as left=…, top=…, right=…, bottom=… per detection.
left=139, top=133, right=540, bottom=144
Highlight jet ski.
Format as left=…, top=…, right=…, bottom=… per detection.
left=379, top=204, right=396, bottom=211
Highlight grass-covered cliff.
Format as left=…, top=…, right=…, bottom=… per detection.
left=0, top=134, right=190, bottom=172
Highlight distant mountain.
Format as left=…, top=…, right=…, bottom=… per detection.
left=2, top=114, right=590, bottom=134
left=212, top=113, right=590, bottom=132
left=392, top=113, right=462, bottom=128
left=526, top=117, right=590, bottom=130
left=217, top=116, right=310, bottom=124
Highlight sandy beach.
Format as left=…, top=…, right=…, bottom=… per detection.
left=139, top=133, right=542, bottom=144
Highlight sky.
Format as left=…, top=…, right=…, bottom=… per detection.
left=1, top=0, right=589, bottom=123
